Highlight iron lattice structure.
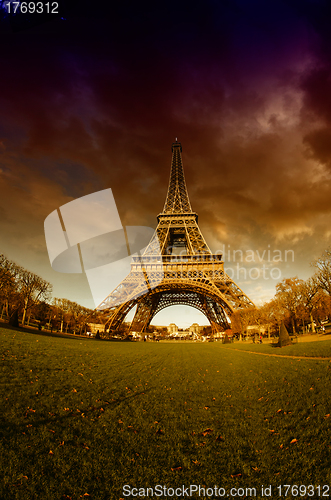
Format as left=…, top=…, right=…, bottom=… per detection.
left=97, top=141, right=254, bottom=333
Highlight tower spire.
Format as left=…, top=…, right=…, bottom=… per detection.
left=163, top=141, right=192, bottom=214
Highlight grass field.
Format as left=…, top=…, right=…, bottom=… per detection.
left=222, top=337, right=331, bottom=358
left=1, top=327, right=331, bottom=500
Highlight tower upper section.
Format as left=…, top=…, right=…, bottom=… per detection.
left=162, top=140, right=193, bottom=214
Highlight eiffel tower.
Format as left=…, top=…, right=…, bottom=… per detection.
left=97, top=140, right=254, bottom=333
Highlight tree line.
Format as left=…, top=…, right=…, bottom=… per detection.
left=232, top=248, right=331, bottom=337
left=0, top=254, right=102, bottom=333
left=2, top=248, right=331, bottom=336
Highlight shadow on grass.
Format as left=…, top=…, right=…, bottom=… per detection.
left=270, top=342, right=293, bottom=348
left=0, top=323, right=135, bottom=343
left=0, top=388, right=152, bottom=439
left=0, top=322, right=93, bottom=341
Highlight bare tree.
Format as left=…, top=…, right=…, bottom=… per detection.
left=231, top=306, right=258, bottom=338
left=53, top=298, right=73, bottom=332
left=275, top=277, right=303, bottom=334
left=53, top=298, right=93, bottom=333
left=18, top=269, right=52, bottom=326
left=259, top=299, right=283, bottom=337
left=313, top=248, right=331, bottom=297
left=0, top=254, right=21, bottom=319
left=299, top=277, right=320, bottom=333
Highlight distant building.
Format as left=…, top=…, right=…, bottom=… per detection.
left=167, top=323, right=178, bottom=335
left=87, top=323, right=105, bottom=334
left=247, top=325, right=266, bottom=335
left=189, top=323, right=201, bottom=335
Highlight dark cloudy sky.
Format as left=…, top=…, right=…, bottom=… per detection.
left=1, top=0, right=331, bottom=327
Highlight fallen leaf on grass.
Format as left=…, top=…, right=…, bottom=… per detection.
left=215, top=435, right=224, bottom=441
left=290, top=438, right=298, bottom=444
left=192, top=460, right=201, bottom=466
left=16, top=474, right=28, bottom=481
left=276, top=409, right=282, bottom=413
left=231, top=473, right=242, bottom=478
left=204, top=406, right=210, bottom=410
left=201, top=428, right=213, bottom=436
left=24, top=408, right=36, bottom=418
left=155, top=428, right=164, bottom=435
left=171, top=466, right=182, bottom=471
left=49, top=450, right=54, bottom=455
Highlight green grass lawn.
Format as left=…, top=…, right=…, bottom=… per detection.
left=222, top=337, right=331, bottom=358
left=1, top=327, right=331, bottom=500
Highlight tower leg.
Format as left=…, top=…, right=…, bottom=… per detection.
left=130, top=295, right=160, bottom=332
left=201, top=296, right=230, bottom=333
